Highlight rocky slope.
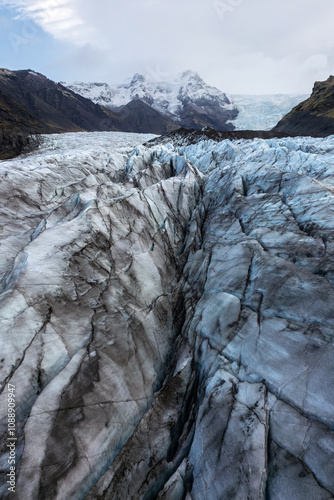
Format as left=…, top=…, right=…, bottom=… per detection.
left=64, top=71, right=238, bottom=131
left=273, top=75, right=334, bottom=136
left=0, top=131, right=334, bottom=499
left=0, top=68, right=112, bottom=134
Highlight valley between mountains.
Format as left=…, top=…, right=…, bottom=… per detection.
left=0, top=130, right=334, bottom=499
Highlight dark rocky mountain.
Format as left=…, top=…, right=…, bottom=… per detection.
left=273, top=75, right=334, bottom=136
left=0, top=68, right=113, bottom=134
left=0, top=68, right=176, bottom=158
left=176, top=96, right=236, bottom=130
left=111, top=98, right=177, bottom=134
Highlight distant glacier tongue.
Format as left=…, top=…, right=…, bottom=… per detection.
left=0, top=131, right=334, bottom=499
left=229, top=94, right=309, bottom=130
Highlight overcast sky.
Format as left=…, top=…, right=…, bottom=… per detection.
left=0, top=0, right=333, bottom=94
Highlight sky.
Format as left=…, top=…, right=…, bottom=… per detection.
left=0, top=0, right=333, bottom=94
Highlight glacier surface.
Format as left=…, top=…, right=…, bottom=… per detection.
left=0, top=131, right=334, bottom=499
left=228, top=94, right=309, bottom=130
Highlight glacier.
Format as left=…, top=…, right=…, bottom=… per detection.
left=228, top=94, right=309, bottom=130
left=0, top=131, right=334, bottom=499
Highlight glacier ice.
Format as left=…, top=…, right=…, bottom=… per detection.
left=0, top=131, right=334, bottom=499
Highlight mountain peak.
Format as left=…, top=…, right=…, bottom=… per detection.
left=179, top=70, right=203, bottom=82
left=130, top=73, right=146, bottom=85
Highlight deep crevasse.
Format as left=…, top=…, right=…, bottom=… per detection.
left=0, top=132, right=334, bottom=499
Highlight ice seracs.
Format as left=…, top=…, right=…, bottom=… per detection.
left=0, top=131, right=334, bottom=499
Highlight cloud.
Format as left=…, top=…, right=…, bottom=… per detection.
left=2, top=0, right=334, bottom=93
left=2, top=0, right=86, bottom=41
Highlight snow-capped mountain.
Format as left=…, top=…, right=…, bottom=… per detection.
left=63, top=73, right=308, bottom=131
left=229, top=94, right=309, bottom=130
left=62, top=71, right=238, bottom=131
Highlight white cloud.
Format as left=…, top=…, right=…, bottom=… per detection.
left=3, top=0, right=334, bottom=93
left=3, top=0, right=85, bottom=41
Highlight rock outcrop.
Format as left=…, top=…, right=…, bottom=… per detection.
left=0, top=130, right=334, bottom=499
left=273, top=75, right=334, bottom=136
left=0, top=129, right=39, bottom=160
